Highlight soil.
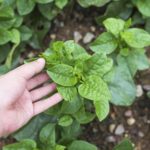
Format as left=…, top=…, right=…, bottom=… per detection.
left=1, top=3, right=150, bottom=150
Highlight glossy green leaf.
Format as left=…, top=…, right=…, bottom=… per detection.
left=58, top=115, right=73, bottom=127
left=90, top=32, right=118, bottom=54
left=77, top=0, right=110, bottom=8
left=134, top=0, right=150, bottom=17
left=78, top=75, right=111, bottom=101
left=121, top=28, right=150, bottom=48
left=0, top=29, right=11, bottom=45
left=113, top=139, right=134, bottom=150
left=55, top=0, right=68, bottom=9
left=47, top=64, right=77, bottom=86
left=73, top=107, right=95, bottom=124
left=35, top=0, right=54, bottom=3
left=17, top=0, right=35, bottom=15
left=39, top=123, right=56, bottom=147
left=3, top=139, right=37, bottom=150
left=103, top=18, right=125, bottom=36
left=84, top=53, right=113, bottom=77
left=57, top=86, right=78, bottom=101
left=68, top=140, right=97, bottom=150
left=109, top=57, right=136, bottom=106
left=94, top=99, right=109, bottom=121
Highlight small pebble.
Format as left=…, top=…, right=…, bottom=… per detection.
left=83, top=32, right=95, bottom=44
left=60, top=22, right=64, bottom=27
left=138, top=131, right=144, bottom=138
left=143, top=85, right=150, bottom=91
left=115, top=124, right=125, bottom=135
left=92, top=128, right=98, bottom=133
left=127, top=118, right=136, bottom=126
left=73, top=31, right=82, bottom=43
left=106, top=136, right=116, bottom=143
left=124, top=110, right=133, bottom=117
left=136, top=85, right=143, bottom=97
left=109, top=124, right=116, bottom=133
left=50, top=34, right=56, bottom=40
left=90, top=26, right=96, bottom=32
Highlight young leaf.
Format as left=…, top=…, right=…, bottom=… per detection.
left=125, top=49, right=149, bottom=76
left=90, top=32, right=118, bottom=54
left=77, top=0, right=110, bottom=8
left=58, top=115, right=73, bottom=127
left=17, top=0, right=35, bottom=15
left=47, top=64, right=78, bottom=86
left=2, top=139, right=37, bottom=150
left=134, top=0, right=150, bottom=17
left=73, top=107, right=95, bottom=124
left=84, top=53, right=113, bottom=77
left=109, top=57, right=136, bottom=106
left=103, top=18, right=125, bottom=36
left=0, top=6, right=14, bottom=19
left=55, top=0, right=68, bottom=9
left=39, top=123, right=56, bottom=147
left=121, top=28, right=150, bottom=48
left=35, top=0, right=54, bottom=4
left=57, top=86, right=78, bottom=101
left=68, top=140, right=98, bottom=150
left=113, top=139, right=134, bottom=150
left=78, top=75, right=111, bottom=101
left=60, top=95, right=83, bottom=114
left=55, top=145, right=66, bottom=150
left=0, top=29, right=11, bottom=45
left=94, top=99, right=110, bottom=121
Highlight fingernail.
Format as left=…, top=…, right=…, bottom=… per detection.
left=37, top=58, right=45, bottom=64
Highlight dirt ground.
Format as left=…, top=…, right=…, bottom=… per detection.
left=1, top=4, right=150, bottom=150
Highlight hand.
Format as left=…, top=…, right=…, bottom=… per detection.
left=0, top=59, right=62, bottom=137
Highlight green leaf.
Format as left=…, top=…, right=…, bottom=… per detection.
left=109, top=57, right=136, bottom=106
left=10, top=29, right=20, bottom=44
left=134, top=0, right=150, bottom=17
left=60, top=95, right=83, bottom=114
left=0, top=6, right=14, bottom=19
left=103, top=18, right=125, bottom=36
left=77, top=0, right=110, bottom=8
left=13, top=114, right=53, bottom=141
left=121, top=28, right=150, bottom=48
left=0, top=29, right=11, bottom=45
left=19, top=25, right=33, bottom=41
left=3, top=139, right=37, bottom=150
left=125, top=49, right=149, bottom=76
left=73, top=107, right=95, bottom=124
left=47, top=64, right=77, bottom=86
left=57, top=86, right=78, bottom=101
left=78, top=75, right=111, bottom=101
left=35, top=0, right=54, bottom=3
left=58, top=115, right=73, bottom=127
left=90, top=32, right=118, bottom=54
left=113, top=139, right=134, bottom=150
left=17, top=0, right=35, bottom=15
left=68, top=140, right=97, bottom=150
left=120, top=48, right=129, bottom=57
left=55, top=145, right=66, bottom=150
left=84, top=53, right=113, bottom=77
left=55, top=0, right=68, bottom=9
left=38, top=3, right=59, bottom=20
left=39, top=123, right=56, bottom=147
left=94, top=100, right=109, bottom=121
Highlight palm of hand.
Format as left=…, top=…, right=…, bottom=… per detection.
left=0, top=59, right=62, bottom=137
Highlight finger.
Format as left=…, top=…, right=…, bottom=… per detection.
left=30, top=83, right=56, bottom=102
left=11, top=58, right=45, bottom=80
left=33, top=93, right=62, bottom=116
left=27, top=73, right=50, bottom=90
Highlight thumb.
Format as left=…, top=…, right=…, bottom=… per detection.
left=11, top=58, right=45, bottom=80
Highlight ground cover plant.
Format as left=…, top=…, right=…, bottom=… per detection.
left=1, top=0, right=150, bottom=150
